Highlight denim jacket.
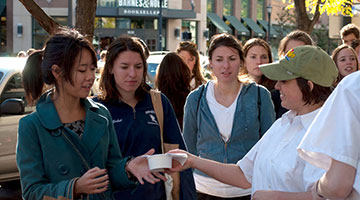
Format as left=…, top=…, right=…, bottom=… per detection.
left=183, top=82, right=275, bottom=177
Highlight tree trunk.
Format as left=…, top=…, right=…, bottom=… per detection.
left=18, top=0, right=60, bottom=34
left=294, top=0, right=321, bottom=34
left=75, top=0, right=97, bottom=42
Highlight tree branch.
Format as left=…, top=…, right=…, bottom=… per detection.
left=18, top=0, right=60, bottom=34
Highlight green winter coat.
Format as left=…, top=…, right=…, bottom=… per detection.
left=16, top=91, right=136, bottom=200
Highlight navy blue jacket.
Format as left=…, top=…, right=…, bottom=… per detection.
left=95, top=92, right=196, bottom=200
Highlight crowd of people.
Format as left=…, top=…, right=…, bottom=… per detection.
left=15, top=23, right=360, bottom=200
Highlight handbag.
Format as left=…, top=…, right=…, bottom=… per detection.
left=150, top=89, right=180, bottom=200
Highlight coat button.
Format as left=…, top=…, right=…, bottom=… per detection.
left=58, top=164, right=70, bottom=175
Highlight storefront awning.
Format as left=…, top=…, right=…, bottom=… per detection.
left=224, top=15, right=250, bottom=36
left=207, top=12, right=231, bottom=33
left=257, top=20, right=279, bottom=38
left=241, top=18, right=265, bottom=37
left=0, top=6, right=5, bottom=16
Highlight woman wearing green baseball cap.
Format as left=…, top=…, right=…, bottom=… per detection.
left=167, top=45, right=338, bottom=200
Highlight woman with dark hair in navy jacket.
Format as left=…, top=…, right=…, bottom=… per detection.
left=95, top=36, right=197, bottom=200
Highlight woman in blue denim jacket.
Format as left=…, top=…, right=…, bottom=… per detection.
left=183, top=33, right=275, bottom=200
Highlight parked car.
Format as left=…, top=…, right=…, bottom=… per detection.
left=0, top=57, right=31, bottom=183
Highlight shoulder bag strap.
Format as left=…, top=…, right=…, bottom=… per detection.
left=150, top=89, right=164, bottom=154
left=257, top=86, right=262, bottom=138
left=60, top=129, right=104, bottom=199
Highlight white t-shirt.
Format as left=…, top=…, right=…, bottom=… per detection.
left=298, top=71, right=360, bottom=199
left=237, top=109, right=325, bottom=195
left=206, top=81, right=242, bottom=142
left=193, top=80, right=251, bottom=197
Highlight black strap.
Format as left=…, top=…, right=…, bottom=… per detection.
left=60, top=129, right=106, bottom=199
left=257, top=86, right=262, bottom=139
left=196, top=85, right=205, bottom=114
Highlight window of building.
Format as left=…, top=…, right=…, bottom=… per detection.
left=32, top=16, right=67, bottom=49
left=116, top=18, right=131, bottom=29
left=257, top=0, right=264, bottom=19
left=223, top=0, right=233, bottom=16
left=98, top=0, right=117, bottom=7
left=131, top=19, right=144, bottom=29
left=207, top=0, right=215, bottom=12
left=241, top=0, right=248, bottom=18
left=182, top=20, right=197, bottom=44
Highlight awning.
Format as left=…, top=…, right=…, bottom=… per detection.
left=241, top=18, right=265, bottom=37
left=207, top=12, right=231, bottom=33
left=0, top=6, right=5, bottom=16
left=224, top=15, right=250, bottom=36
left=257, top=20, right=279, bottom=38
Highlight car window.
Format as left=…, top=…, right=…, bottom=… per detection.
left=0, top=72, right=3, bottom=81
left=0, top=73, right=25, bottom=104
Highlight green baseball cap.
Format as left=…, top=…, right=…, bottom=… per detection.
left=259, top=45, right=338, bottom=87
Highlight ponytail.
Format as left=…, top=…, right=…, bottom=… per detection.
left=22, top=50, right=45, bottom=105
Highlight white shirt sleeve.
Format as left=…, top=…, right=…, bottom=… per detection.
left=237, top=138, right=263, bottom=184
left=298, top=72, right=360, bottom=170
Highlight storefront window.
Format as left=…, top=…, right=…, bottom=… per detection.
left=241, top=0, right=248, bottom=18
left=257, top=0, right=264, bottom=19
left=207, top=0, right=215, bottom=12
left=98, top=0, right=117, bottom=7
left=182, top=20, right=197, bottom=44
left=131, top=19, right=144, bottom=29
left=116, top=18, right=130, bottom=29
left=223, top=0, right=233, bottom=16
left=32, top=16, right=67, bottom=49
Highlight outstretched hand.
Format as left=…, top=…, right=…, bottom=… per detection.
left=126, top=148, right=167, bottom=184
left=165, top=149, right=193, bottom=174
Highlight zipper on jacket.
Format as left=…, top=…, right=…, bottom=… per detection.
left=224, top=142, right=228, bottom=163
left=132, top=107, right=136, bottom=119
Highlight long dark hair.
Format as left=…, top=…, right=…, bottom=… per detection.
left=243, top=38, right=276, bottom=90
left=155, top=52, right=191, bottom=127
left=98, top=36, right=148, bottom=103
left=22, top=27, right=97, bottom=105
left=176, top=41, right=206, bottom=89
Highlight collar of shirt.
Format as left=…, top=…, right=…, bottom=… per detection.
left=281, top=108, right=321, bottom=130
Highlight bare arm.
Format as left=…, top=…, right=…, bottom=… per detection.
left=252, top=190, right=312, bottom=200
left=316, top=159, right=356, bottom=199
left=169, top=149, right=251, bottom=189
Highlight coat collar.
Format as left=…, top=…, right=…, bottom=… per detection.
left=36, top=90, right=100, bottom=130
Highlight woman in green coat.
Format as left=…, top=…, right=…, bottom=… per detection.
left=17, top=28, right=164, bottom=200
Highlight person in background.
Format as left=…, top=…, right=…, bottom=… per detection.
left=278, top=30, right=314, bottom=58
left=242, top=38, right=276, bottom=91
left=183, top=33, right=275, bottom=200
left=176, top=41, right=207, bottom=89
left=351, top=39, right=360, bottom=65
left=340, top=23, right=360, bottom=46
left=155, top=52, right=192, bottom=129
left=331, top=44, right=359, bottom=85
left=298, top=71, right=360, bottom=200
left=17, top=28, right=163, bottom=200
left=274, top=30, right=314, bottom=118
left=95, top=36, right=196, bottom=200
left=171, top=45, right=338, bottom=200
left=17, top=50, right=27, bottom=57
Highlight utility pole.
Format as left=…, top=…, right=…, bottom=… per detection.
left=68, top=0, right=72, bottom=27
left=158, top=0, right=163, bottom=50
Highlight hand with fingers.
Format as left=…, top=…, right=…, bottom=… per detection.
left=126, top=148, right=167, bottom=184
left=166, top=149, right=193, bottom=173
left=74, top=167, right=109, bottom=198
